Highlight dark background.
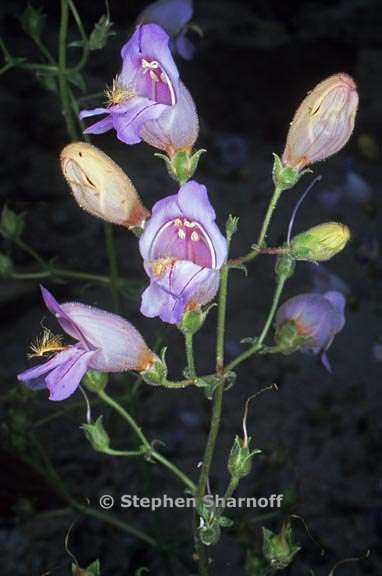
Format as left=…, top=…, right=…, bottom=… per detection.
left=1, top=0, right=382, bottom=574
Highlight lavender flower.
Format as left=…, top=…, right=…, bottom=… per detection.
left=80, top=24, right=180, bottom=144
left=275, top=291, right=346, bottom=372
left=18, top=287, right=158, bottom=401
left=139, top=180, right=227, bottom=324
left=137, top=0, right=195, bottom=60
left=140, top=81, right=198, bottom=155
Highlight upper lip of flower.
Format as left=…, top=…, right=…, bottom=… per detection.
left=150, top=217, right=217, bottom=269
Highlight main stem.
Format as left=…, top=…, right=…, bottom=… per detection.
left=194, top=257, right=231, bottom=575
left=58, top=0, right=78, bottom=141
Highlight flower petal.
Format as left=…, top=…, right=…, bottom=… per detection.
left=46, top=349, right=95, bottom=401
left=138, top=0, right=193, bottom=37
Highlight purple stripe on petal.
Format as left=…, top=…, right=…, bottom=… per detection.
left=46, top=349, right=95, bottom=401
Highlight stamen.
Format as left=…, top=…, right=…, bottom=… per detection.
left=178, top=229, right=186, bottom=239
left=151, top=257, right=176, bottom=279
left=28, top=328, right=68, bottom=359
left=105, top=77, right=135, bottom=106
left=191, top=231, right=199, bottom=242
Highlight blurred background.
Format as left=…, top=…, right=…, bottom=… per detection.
left=0, top=0, right=381, bottom=574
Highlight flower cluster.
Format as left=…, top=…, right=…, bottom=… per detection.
left=18, top=6, right=358, bottom=405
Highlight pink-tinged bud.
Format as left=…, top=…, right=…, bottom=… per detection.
left=60, top=143, right=150, bottom=228
left=140, top=82, right=199, bottom=156
left=282, top=73, right=359, bottom=170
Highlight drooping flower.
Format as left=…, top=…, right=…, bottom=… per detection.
left=139, top=180, right=227, bottom=324
left=80, top=24, right=180, bottom=145
left=274, top=290, right=346, bottom=371
left=282, top=73, right=359, bottom=171
left=137, top=0, right=195, bottom=60
left=60, top=142, right=150, bottom=228
left=18, top=287, right=159, bottom=401
left=140, top=81, right=198, bottom=155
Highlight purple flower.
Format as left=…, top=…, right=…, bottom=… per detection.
left=80, top=24, right=180, bottom=145
left=139, top=180, right=227, bottom=324
left=18, top=287, right=158, bottom=401
left=275, top=290, right=346, bottom=372
left=140, top=81, right=198, bottom=154
left=137, top=0, right=195, bottom=60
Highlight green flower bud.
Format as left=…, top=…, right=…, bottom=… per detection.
left=199, top=518, right=221, bottom=546
left=83, top=370, right=108, bottom=393
left=262, top=522, right=301, bottom=571
left=20, top=4, right=46, bottom=40
left=228, top=435, right=261, bottom=480
left=0, top=253, right=14, bottom=278
left=289, top=222, right=350, bottom=262
left=0, top=206, right=25, bottom=240
left=156, top=149, right=206, bottom=186
left=81, top=416, right=110, bottom=452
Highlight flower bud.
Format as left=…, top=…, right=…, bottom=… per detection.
left=0, top=253, right=14, bottom=278
left=282, top=73, right=359, bottom=170
left=289, top=222, right=350, bottom=262
left=81, top=416, right=111, bottom=452
left=60, top=142, right=150, bottom=228
left=262, top=522, right=301, bottom=570
left=83, top=370, right=108, bottom=394
left=0, top=206, right=25, bottom=240
left=228, top=435, right=261, bottom=480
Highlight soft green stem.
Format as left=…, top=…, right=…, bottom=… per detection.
left=97, top=389, right=196, bottom=493
left=184, top=332, right=196, bottom=378
left=229, top=185, right=283, bottom=267
left=67, top=0, right=90, bottom=71
left=58, top=0, right=79, bottom=141
left=104, top=222, right=120, bottom=312
left=30, top=433, right=156, bottom=546
left=194, top=245, right=232, bottom=575
left=225, top=273, right=288, bottom=373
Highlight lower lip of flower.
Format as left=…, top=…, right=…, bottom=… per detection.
left=150, top=217, right=216, bottom=268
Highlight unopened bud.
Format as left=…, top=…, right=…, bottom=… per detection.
left=282, top=73, right=359, bottom=171
left=0, top=206, right=25, bottom=240
left=60, top=142, right=150, bottom=228
left=83, top=370, right=108, bottom=393
left=0, top=253, right=14, bottom=278
left=289, top=222, right=350, bottom=262
left=228, top=435, right=261, bottom=480
left=262, top=522, right=301, bottom=570
left=81, top=416, right=110, bottom=452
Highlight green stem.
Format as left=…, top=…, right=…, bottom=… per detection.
left=184, top=332, right=196, bottom=378
left=102, top=448, right=142, bottom=457
left=216, top=264, right=230, bottom=372
left=104, top=222, right=120, bottom=312
left=97, top=389, right=196, bottom=493
left=229, top=185, right=283, bottom=267
left=67, top=0, right=90, bottom=71
left=58, top=0, right=79, bottom=141
left=30, top=433, right=156, bottom=546
left=225, top=273, right=288, bottom=373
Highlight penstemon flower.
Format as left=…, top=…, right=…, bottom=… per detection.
left=60, top=142, right=150, bottom=228
left=80, top=24, right=180, bottom=144
left=18, top=287, right=159, bottom=401
left=137, top=0, right=195, bottom=60
left=140, top=81, right=199, bottom=155
left=282, top=73, right=359, bottom=171
left=274, top=290, right=346, bottom=371
left=139, top=180, right=227, bottom=324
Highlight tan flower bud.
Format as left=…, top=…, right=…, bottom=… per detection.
left=60, top=142, right=150, bottom=228
left=289, top=222, right=351, bottom=262
left=282, top=73, right=359, bottom=170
